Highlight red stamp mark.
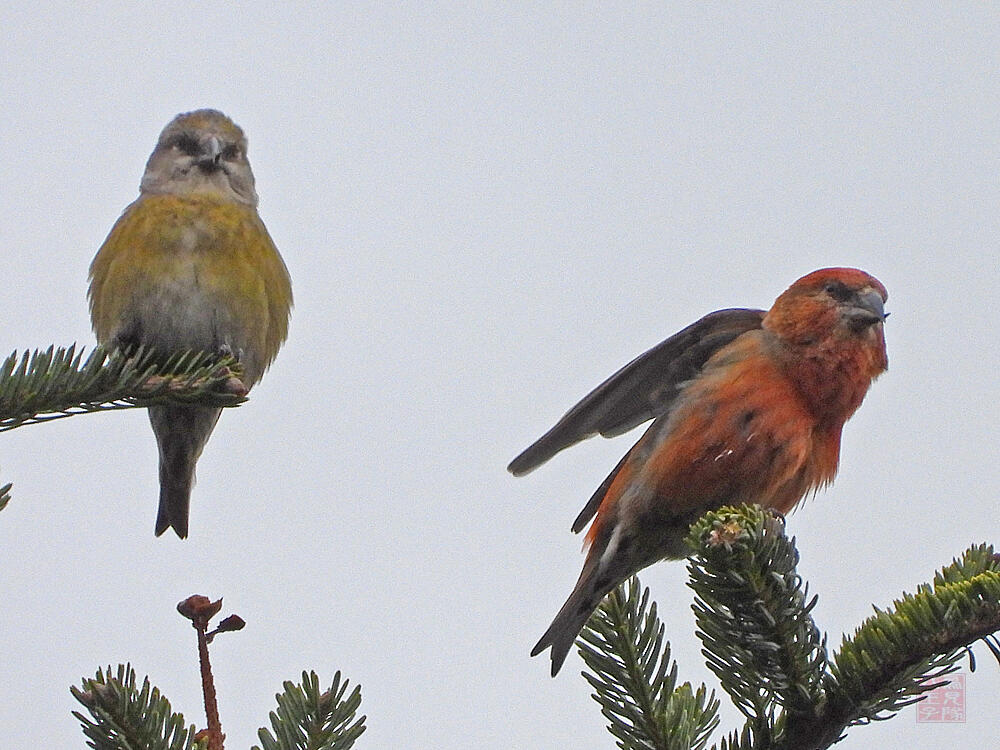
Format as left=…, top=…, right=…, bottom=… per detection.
left=916, top=673, right=966, bottom=723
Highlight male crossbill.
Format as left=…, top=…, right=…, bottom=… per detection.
left=88, top=109, right=292, bottom=538
left=509, top=268, right=888, bottom=675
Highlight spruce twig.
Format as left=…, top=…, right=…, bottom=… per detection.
left=578, top=577, right=720, bottom=750
left=0, top=344, right=246, bottom=432
left=777, top=545, right=1000, bottom=749
left=0, top=345, right=247, bottom=503
left=686, top=507, right=826, bottom=727
left=177, top=595, right=246, bottom=750
left=72, top=597, right=363, bottom=750
left=576, top=506, right=1000, bottom=750
left=253, top=671, right=367, bottom=750
left=71, top=664, right=196, bottom=750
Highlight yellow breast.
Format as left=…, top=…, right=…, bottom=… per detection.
left=88, top=193, right=292, bottom=384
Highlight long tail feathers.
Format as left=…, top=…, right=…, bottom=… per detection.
left=531, top=600, right=596, bottom=676
left=532, top=562, right=610, bottom=676
left=155, top=467, right=193, bottom=538
left=149, top=405, right=221, bottom=539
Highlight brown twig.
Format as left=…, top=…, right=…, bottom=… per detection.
left=177, top=595, right=245, bottom=750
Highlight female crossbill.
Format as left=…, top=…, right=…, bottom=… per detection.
left=509, top=268, right=888, bottom=675
left=88, top=109, right=292, bottom=538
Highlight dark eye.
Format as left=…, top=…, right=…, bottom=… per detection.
left=221, top=144, right=241, bottom=160
left=172, top=134, right=201, bottom=156
left=823, top=281, right=852, bottom=302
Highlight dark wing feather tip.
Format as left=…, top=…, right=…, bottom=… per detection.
left=508, top=308, right=765, bottom=475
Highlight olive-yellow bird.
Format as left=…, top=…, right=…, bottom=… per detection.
left=89, top=109, right=292, bottom=538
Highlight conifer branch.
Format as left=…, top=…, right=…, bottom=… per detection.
left=0, top=345, right=247, bottom=433
left=177, top=595, right=237, bottom=750
left=253, top=671, right=367, bottom=750
left=0, top=345, right=248, bottom=500
left=73, top=598, right=364, bottom=750
left=578, top=577, right=721, bottom=750
left=686, top=508, right=827, bottom=723
left=71, top=664, right=197, bottom=750
left=778, top=544, right=1000, bottom=749
left=576, top=507, right=1000, bottom=750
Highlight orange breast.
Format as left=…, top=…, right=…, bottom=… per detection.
left=586, top=336, right=843, bottom=546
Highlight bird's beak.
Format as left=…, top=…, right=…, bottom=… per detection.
left=196, top=135, right=223, bottom=170
left=846, top=288, right=887, bottom=331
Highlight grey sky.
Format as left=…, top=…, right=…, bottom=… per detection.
left=1, top=4, right=998, bottom=748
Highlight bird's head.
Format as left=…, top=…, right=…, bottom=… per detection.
left=140, top=109, right=258, bottom=206
left=763, top=267, right=889, bottom=373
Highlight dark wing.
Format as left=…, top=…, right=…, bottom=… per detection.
left=571, top=451, right=629, bottom=533
left=507, top=307, right=765, bottom=476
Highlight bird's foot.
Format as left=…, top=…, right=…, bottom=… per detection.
left=219, top=370, right=249, bottom=396
left=217, top=343, right=245, bottom=363
left=214, top=344, right=248, bottom=395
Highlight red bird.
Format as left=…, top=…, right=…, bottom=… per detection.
left=510, top=268, right=888, bottom=676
